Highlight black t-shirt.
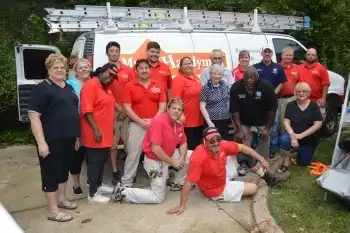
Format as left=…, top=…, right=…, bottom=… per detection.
left=229, top=79, right=277, bottom=126
left=28, top=79, right=80, bottom=142
left=284, top=100, right=323, bottom=146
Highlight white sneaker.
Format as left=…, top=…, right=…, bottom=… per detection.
left=88, top=193, right=110, bottom=204
left=97, top=185, right=114, bottom=194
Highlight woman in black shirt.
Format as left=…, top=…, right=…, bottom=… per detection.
left=279, top=82, right=323, bottom=168
left=28, top=53, right=80, bottom=222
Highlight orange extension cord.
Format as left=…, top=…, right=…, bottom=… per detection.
left=291, top=158, right=329, bottom=176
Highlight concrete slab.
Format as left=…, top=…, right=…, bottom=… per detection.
left=0, top=146, right=256, bottom=233
left=13, top=190, right=249, bottom=233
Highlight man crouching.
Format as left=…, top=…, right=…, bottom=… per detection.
left=111, top=98, right=191, bottom=204
left=167, top=127, right=288, bottom=214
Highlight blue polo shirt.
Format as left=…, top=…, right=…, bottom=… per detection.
left=253, top=61, right=287, bottom=89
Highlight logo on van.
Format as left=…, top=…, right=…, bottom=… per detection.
left=119, top=39, right=227, bottom=77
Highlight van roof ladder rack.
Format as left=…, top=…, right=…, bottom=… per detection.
left=44, top=2, right=311, bottom=34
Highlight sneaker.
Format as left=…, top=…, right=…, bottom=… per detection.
left=88, top=193, right=110, bottom=204
left=264, top=171, right=291, bottom=188
left=237, top=167, right=248, bottom=176
left=72, top=186, right=83, bottom=195
left=170, top=183, right=182, bottom=191
left=170, top=183, right=195, bottom=191
left=97, top=185, right=114, bottom=194
left=110, top=182, right=125, bottom=202
left=112, top=171, right=121, bottom=186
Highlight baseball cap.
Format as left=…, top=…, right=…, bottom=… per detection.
left=91, top=63, right=118, bottom=78
left=203, top=127, right=222, bottom=140
left=262, top=44, right=273, bottom=52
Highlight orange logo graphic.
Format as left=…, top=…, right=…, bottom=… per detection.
left=119, top=39, right=227, bottom=76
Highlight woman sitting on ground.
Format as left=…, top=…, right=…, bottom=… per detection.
left=279, top=82, right=323, bottom=169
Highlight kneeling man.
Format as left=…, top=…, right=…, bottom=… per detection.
left=111, top=98, right=191, bottom=203
left=167, top=127, right=288, bottom=214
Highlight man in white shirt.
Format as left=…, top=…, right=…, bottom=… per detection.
left=200, top=49, right=234, bottom=88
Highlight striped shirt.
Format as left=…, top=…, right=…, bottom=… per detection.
left=200, top=80, right=230, bottom=120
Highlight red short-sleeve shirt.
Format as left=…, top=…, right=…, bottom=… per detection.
left=187, top=140, right=240, bottom=198
left=150, top=61, right=172, bottom=90
left=131, top=61, right=172, bottom=91
left=80, top=77, right=116, bottom=148
left=122, top=79, right=166, bottom=119
left=171, top=73, right=204, bottom=127
left=143, top=112, right=187, bottom=160
left=110, top=63, right=134, bottom=104
left=233, top=65, right=245, bottom=81
left=298, top=63, right=330, bottom=101
left=279, top=63, right=301, bottom=97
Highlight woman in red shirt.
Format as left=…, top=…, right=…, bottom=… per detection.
left=80, top=63, right=118, bottom=204
left=171, top=57, right=204, bottom=150
left=232, top=50, right=250, bottom=81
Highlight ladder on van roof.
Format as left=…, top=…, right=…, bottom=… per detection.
left=44, top=2, right=311, bottom=34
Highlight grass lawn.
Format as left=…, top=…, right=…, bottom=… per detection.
left=0, top=124, right=34, bottom=148
left=268, top=135, right=350, bottom=233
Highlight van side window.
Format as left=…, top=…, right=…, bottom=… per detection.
left=272, top=38, right=306, bottom=64
left=23, top=49, right=54, bottom=80
left=71, top=38, right=84, bottom=57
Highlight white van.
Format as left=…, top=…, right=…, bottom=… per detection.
left=14, top=6, right=344, bottom=137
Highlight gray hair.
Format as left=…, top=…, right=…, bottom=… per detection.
left=210, top=64, right=224, bottom=75
left=211, top=49, right=224, bottom=56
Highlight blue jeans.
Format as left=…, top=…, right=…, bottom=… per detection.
left=278, top=132, right=317, bottom=166
left=269, top=113, right=279, bottom=153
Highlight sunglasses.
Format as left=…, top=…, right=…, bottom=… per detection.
left=208, top=136, right=222, bottom=144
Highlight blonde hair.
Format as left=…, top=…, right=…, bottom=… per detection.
left=45, top=53, right=67, bottom=70
left=73, top=58, right=92, bottom=72
left=282, top=47, right=294, bottom=55
left=167, top=98, right=184, bottom=112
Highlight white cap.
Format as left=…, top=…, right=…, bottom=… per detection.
left=262, top=44, right=274, bottom=52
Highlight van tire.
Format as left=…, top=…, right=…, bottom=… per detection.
left=321, top=94, right=341, bottom=137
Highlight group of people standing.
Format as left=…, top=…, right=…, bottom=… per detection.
left=27, top=40, right=328, bottom=222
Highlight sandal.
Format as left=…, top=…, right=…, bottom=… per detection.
left=58, top=200, right=78, bottom=210
left=47, top=211, right=73, bottom=222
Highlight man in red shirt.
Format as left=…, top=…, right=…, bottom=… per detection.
left=278, top=47, right=301, bottom=132
left=111, top=98, right=192, bottom=204
left=299, top=48, right=330, bottom=110
left=167, top=127, right=289, bottom=215
left=121, top=59, right=167, bottom=187
left=106, top=41, right=134, bottom=185
left=141, top=41, right=172, bottom=98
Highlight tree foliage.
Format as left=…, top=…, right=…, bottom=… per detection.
left=1, top=0, right=350, bottom=127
